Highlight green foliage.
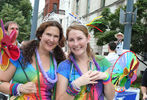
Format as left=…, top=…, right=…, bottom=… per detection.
left=88, top=0, right=147, bottom=54
left=131, top=0, right=147, bottom=53
left=0, top=0, right=32, bottom=42
left=96, top=30, right=117, bottom=46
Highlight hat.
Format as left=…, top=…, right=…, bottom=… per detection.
left=115, top=32, right=124, bottom=39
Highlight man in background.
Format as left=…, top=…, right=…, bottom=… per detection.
left=4, top=21, right=21, bottom=47
left=115, top=32, right=124, bottom=56
left=106, top=41, right=119, bottom=71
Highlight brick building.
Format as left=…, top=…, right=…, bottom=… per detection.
left=44, top=0, right=60, bottom=16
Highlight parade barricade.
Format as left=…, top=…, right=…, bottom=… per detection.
left=114, top=87, right=140, bottom=100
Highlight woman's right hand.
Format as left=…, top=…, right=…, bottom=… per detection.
left=74, top=70, right=97, bottom=88
left=19, top=82, right=37, bottom=94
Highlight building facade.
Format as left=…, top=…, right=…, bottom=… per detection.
left=69, top=0, right=138, bottom=54
left=44, top=0, right=60, bottom=16
left=68, top=0, right=146, bottom=75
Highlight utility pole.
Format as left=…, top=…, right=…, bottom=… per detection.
left=30, top=0, right=39, bottom=40
left=119, top=0, right=137, bottom=50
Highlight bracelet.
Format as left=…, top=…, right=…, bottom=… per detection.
left=66, top=81, right=81, bottom=96
left=17, top=84, right=22, bottom=96
left=10, top=84, right=15, bottom=95
left=103, top=72, right=111, bottom=85
left=10, top=83, right=22, bottom=96
left=71, top=81, right=81, bottom=90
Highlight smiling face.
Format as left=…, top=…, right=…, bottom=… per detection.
left=67, top=29, right=90, bottom=57
left=39, top=26, right=60, bottom=52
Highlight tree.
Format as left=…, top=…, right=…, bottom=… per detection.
left=0, top=0, right=32, bottom=42
left=88, top=0, right=147, bottom=54
left=0, top=3, right=29, bottom=42
left=0, top=0, right=32, bottom=24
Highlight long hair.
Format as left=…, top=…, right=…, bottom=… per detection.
left=21, top=21, right=66, bottom=65
left=66, top=24, right=94, bottom=58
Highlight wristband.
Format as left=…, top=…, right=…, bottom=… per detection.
left=66, top=81, right=81, bottom=96
left=10, top=83, right=22, bottom=96
left=103, top=72, right=111, bottom=84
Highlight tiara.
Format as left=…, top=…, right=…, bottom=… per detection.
left=43, top=12, right=60, bottom=23
left=43, top=11, right=103, bottom=32
left=67, top=12, right=103, bottom=32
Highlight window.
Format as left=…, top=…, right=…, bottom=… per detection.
left=60, top=19, right=62, bottom=24
left=101, top=0, right=105, bottom=8
left=87, top=0, right=90, bottom=14
left=53, top=3, right=57, bottom=13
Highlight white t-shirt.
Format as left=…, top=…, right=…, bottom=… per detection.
left=116, top=41, right=123, bottom=56
left=106, top=52, right=119, bottom=69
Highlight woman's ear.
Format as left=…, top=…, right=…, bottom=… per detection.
left=39, top=35, right=42, bottom=41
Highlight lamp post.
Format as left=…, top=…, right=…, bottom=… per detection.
left=119, top=0, right=137, bottom=50
left=30, top=0, right=39, bottom=40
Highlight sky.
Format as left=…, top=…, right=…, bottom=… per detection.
left=30, top=0, right=45, bottom=12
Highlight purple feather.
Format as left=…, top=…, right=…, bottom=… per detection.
left=1, top=19, right=6, bottom=36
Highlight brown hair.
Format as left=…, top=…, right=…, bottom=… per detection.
left=66, top=24, right=93, bottom=58
left=22, top=21, right=66, bottom=65
left=4, top=21, right=19, bottom=31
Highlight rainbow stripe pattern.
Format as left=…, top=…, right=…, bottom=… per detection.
left=10, top=54, right=56, bottom=100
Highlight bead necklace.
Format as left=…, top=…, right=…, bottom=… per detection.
left=36, top=49, right=57, bottom=83
left=70, top=54, right=102, bottom=99
left=69, top=54, right=100, bottom=76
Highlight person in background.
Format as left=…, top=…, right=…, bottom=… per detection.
left=0, top=20, right=66, bottom=100
left=56, top=24, right=115, bottom=100
left=4, top=21, right=21, bottom=47
left=105, top=41, right=119, bottom=72
left=115, top=32, right=124, bottom=56
left=141, top=68, right=147, bottom=100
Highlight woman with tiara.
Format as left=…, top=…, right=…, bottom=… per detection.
left=0, top=20, right=66, bottom=100
left=56, top=24, right=115, bottom=100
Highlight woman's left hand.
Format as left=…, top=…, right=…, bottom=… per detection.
left=89, top=71, right=108, bottom=81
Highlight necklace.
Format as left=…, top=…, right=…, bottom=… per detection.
left=69, top=54, right=100, bottom=76
left=36, top=49, right=57, bottom=83
left=70, top=54, right=102, bottom=99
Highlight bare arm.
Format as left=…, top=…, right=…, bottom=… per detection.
left=104, top=69, right=115, bottom=100
left=0, top=62, right=37, bottom=95
left=104, top=82, right=115, bottom=100
left=0, top=63, right=16, bottom=94
left=141, top=86, right=147, bottom=100
left=56, top=74, right=75, bottom=100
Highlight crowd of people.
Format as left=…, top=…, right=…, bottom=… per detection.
left=0, top=20, right=146, bottom=100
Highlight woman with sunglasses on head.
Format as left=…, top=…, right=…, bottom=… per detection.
left=56, top=24, right=115, bottom=100
left=0, top=20, right=66, bottom=100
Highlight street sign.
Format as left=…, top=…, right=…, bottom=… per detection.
left=132, top=8, right=137, bottom=24
left=120, top=8, right=125, bottom=24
